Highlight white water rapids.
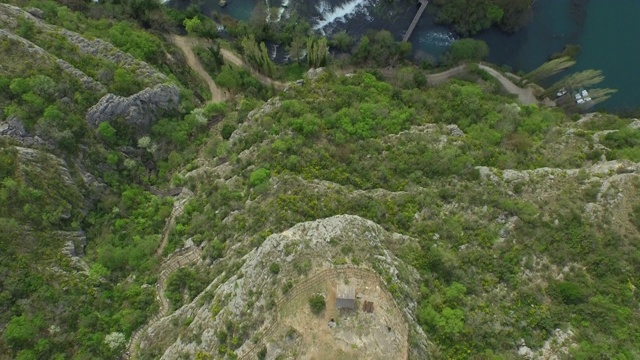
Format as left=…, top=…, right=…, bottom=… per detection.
left=313, top=0, right=372, bottom=31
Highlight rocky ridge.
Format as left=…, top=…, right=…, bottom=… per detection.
left=135, top=215, right=431, bottom=359
left=0, top=3, right=167, bottom=85
left=86, top=84, right=180, bottom=131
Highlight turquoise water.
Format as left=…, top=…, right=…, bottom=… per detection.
left=208, top=0, right=256, bottom=22
left=572, top=1, right=640, bottom=110
left=475, top=0, right=640, bottom=110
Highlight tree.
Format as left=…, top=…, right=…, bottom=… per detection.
left=288, top=36, right=306, bottom=63
left=519, top=56, right=576, bottom=86
left=331, top=31, right=354, bottom=52
left=215, top=66, right=242, bottom=90
left=308, top=294, right=326, bottom=315
left=436, top=307, right=465, bottom=338
left=307, top=37, right=329, bottom=68
left=249, top=168, right=270, bottom=187
left=111, top=68, right=139, bottom=96
left=184, top=16, right=219, bottom=41
left=128, top=0, right=161, bottom=26
left=269, top=262, right=280, bottom=274
left=241, top=35, right=275, bottom=76
left=4, top=315, right=41, bottom=350
left=43, top=105, right=63, bottom=124
left=183, top=17, right=202, bottom=36
left=433, top=0, right=532, bottom=35
left=97, top=122, right=117, bottom=145
left=448, top=39, right=489, bottom=63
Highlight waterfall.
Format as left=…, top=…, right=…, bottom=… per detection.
left=264, top=0, right=271, bottom=23
left=313, top=0, right=371, bottom=31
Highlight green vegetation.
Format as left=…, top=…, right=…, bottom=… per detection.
left=446, top=38, right=489, bottom=63
left=433, top=0, right=533, bottom=35
left=351, top=30, right=413, bottom=67
left=308, top=294, right=326, bottom=315
left=1, top=0, right=639, bottom=358
left=169, top=70, right=640, bottom=358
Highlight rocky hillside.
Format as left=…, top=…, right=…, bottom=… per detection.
left=124, top=67, right=640, bottom=358
left=1, top=1, right=640, bottom=359
left=138, top=215, right=430, bottom=359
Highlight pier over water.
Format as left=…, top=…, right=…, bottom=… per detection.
left=402, top=0, right=428, bottom=42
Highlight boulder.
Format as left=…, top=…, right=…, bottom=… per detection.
left=306, top=68, right=325, bottom=81
left=86, top=84, right=180, bottom=132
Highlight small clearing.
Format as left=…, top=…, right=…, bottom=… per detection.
left=246, top=268, right=409, bottom=360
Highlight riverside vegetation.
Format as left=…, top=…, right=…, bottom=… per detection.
left=1, top=0, right=639, bottom=359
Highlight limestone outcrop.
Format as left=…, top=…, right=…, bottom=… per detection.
left=135, top=215, right=430, bottom=360
left=0, top=116, right=51, bottom=148
left=86, top=84, right=180, bottom=131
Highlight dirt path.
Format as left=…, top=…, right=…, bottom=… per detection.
left=425, top=63, right=555, bottom=106
left=126, top=246, right=202, bottom=358
left=218, top=47, right=288, bottom=90
left=171, top=35, right=225, bottom=103
left=124, top=188, right=198, bottom=359
left=425, top=65, right=467, bottom=85
left=155, top=189, right=192, bottom=257
left=477, top=64, right=540, bottom=105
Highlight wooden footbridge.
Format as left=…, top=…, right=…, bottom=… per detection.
left=402, top=0, right=428, bottom=42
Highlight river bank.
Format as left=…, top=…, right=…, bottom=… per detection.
left=173, top=0, right=639, bottom=110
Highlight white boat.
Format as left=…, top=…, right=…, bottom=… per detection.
left=581, top=89, right=589, bottom=97
left=556, top=88, right=567, bottom=97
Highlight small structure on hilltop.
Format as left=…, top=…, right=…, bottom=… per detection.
left=336, top=285, right=356, bottom=309
left=363, top=300, right=374, bottom=313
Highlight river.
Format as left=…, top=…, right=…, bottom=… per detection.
left=180, top=0, right=639, bottom=110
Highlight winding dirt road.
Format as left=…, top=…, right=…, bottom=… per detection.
left=218, top=47, right=287, bottom=90
left=155, top=189, right=192, bottom=257
left=172, top=35, right=545, bottom=107
left=477, top=64, right=540, bottom=105
left=171, top=35, right=226, bottom=103
left=425, top=65, right=467, bottom=86
left=425, top=63, right=554, bottom=106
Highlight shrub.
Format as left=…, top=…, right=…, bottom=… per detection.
left=97, top=122, right=117, bottom=145
left=269, top=262, right=280, bottom=275
left=249, top=168, right=270, bottom=187
left=549, top=281, right=587, bottom=305
left=221, top=123, right=236, bottom=140
left=448, top=39, right=489, bottom=63
left=308, top=294, right=326, bottom=315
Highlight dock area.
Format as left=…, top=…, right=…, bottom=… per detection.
left=402, top=0, right=428, bottom=42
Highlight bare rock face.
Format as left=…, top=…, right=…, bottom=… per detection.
left=25, top=7, right=44, bottom=19
left=0, top=116, right=51, bottom=148
left=86, top=84, right=180, bottom=132
left=56, top=59, right=106, bottom=93
left=139, top=215, right=430, bottom=360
